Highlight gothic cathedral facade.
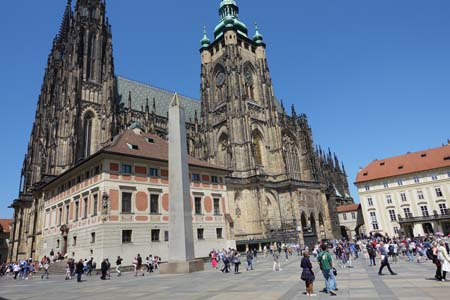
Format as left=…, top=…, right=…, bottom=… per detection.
left=9, top=0, right=352, bottom=261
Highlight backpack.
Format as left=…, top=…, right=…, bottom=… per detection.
left=388, top=245, right=394, bottom=255
left=367, top=245, right=374, bottom=255
left=426, top=248, right=436, bottom=261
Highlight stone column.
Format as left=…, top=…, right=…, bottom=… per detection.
left=160, top=94, right=204, bottom=274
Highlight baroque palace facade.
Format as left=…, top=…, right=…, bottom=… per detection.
left=9, top=0, right=352, bottom=261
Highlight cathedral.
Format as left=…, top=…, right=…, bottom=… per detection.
left=8, top=0, right=353, bottom=261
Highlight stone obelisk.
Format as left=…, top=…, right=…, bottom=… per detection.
left=160, top=94, right=204, bottom=274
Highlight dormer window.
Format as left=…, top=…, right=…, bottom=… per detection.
left=421, top=153, right=427, bottom=158
left=146, top=138, right=155, bottom=144
left=380, top=162, right=385, bottom=166
left=444, top=156, right=450, bottom=161
left=398, top=166, right=404, bottom=170
left=127, top=143, right=139, bottom=150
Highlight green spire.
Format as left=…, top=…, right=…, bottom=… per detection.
left=200, top=26, right=211, bottom=49
left=253, top=23, right=264, bottom=44
left=214, top=0, right=248, bottom=40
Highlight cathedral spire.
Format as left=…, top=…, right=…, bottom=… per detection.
left=57, top=0, right=73, bottom=43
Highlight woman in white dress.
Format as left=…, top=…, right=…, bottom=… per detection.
left=438, top=240, right=450, bottom=282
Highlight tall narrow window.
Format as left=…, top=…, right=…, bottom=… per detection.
left=122, top=192, right=132, bottom=213
left=92, top=194, right=98, bottom=216
left=389, top=210, right=397, bottom=221
left=74, top=201, right=79, bottom=221
left=417, top=190, right=424, bottom=200
left=386, top=194, right=392, bottom=204
left=400, top=192, right=407, bottom=202
left=150, top=194, right=159, bottom=214
left=367, top=197, right=373, bottom=206
left=435, top=188, right=443, bottom=198
left=83, top=197, right=88, bottom=218
left=370, top=212, right=379, bottom=230
left=439, top=203, right=448, bottom=215
left=252, top=131, right=264, bottom=166
left=404, top=208, right=412, bottom=218
left=213, top=198, right=221, bottom=215
left=420, top=206, right=429, bottom=217
left=58, top=207, right=63, bottom=226
left=65, top=204, right=70, bottom=224
left=83, top=113, right=94, bottom=158
left=195, top=197, right=202, bottom=215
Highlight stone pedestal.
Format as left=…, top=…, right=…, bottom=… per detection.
left=160, top=259, right=205, bottom=274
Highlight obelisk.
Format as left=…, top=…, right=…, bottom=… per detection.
left=160, top=94, right=204, bottom=274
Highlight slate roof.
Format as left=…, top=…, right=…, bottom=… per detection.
left=103, top=129, right=228, bottom=171
left=115, top=76, right=201, bottom=122
left=115, top=76, right=284, bottom=120
left=355, top=144, right=450, bottom=183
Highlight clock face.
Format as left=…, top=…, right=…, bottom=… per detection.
left=216, top=72, right=225, bottom=87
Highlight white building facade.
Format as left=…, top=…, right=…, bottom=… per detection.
left=356, top=144, right=450, bottom=238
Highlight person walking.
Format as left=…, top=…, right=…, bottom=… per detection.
left=116, top=256, right=123, bottom=276
left=246, top=250, right=254, bottom=271
left=211, top=251, right=218, bottom=269
left=100, top=259, right=108, bottom=280
left=65, top=261, right=71, bottom=280
left=135, top=254, right=144, bottom=277
left=40, top=260, right=49, bottom=280
left=301, top=251, right=316, bottom=297
left=273, top=250, right=281, bottom=272
left=233, top=251, right=241, bottom=274
left=378, top=241, right=397, bottom=276
left=367, top=243, right=376, bottom=266
left=438, top=240, right=450, bottom=282
left=317, top=244, right=337, bottom=296
left=429, top=242, right=442, bottom=281
left=76, top=259, right=84, bottom=282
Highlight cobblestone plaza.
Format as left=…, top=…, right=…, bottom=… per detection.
left=1, top=255, right=449, bottom=300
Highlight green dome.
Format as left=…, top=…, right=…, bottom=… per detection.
left=214, top=0, right=248, bottom=39
left=253, top=24, right=264, bottom=44
left=200, top=27, right=211, bottom=49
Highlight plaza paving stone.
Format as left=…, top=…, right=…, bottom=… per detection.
left=0, top=254, right=449, bottom=300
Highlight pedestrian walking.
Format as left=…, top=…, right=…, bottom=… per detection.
left=317, top=244, right=337, bottom=296
left=116, top=256, right=123, bottom=276
left=378, top=242, right=397, bottom=276
left=135, top=254, right=144, bottom=277
left=40, top=260, right=49, bottom=280
left=246, top=250, right=254, bottom=271
left=233, top=251, right=241, bottom=274
left=367, top=243, right=376, bottom=266
left=273, top=250, right=281, bottom=271
left=301, top=251, right=316, bottom=296
left=438, top=240, right=450, bottom=282
left=100, top=259, right=108, bottom=280
left=76, top=259, right=84, bottom=282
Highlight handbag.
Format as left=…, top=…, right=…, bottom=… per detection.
left=332, top=268, right=337, bottom=276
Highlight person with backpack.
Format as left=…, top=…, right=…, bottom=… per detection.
left=318, top=244, right=337, bottom=296
left=301, top=251, right=316, bottom=296
left=428, top=242, right=441, bottom=281
left=367, top=243, right=376, bottom=266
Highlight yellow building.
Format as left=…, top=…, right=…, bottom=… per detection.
left=356, top=143, right=450, bottom=238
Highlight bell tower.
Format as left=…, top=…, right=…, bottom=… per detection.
left=200, top=0, right=284, bottom=178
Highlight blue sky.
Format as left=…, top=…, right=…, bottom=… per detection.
left=1, top=0, right=449, bottom=218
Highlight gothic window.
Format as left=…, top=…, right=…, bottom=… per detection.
left=252, top=131, right=264, bottom=166
left=86, top=33, right=97, bottom=81
left=217, top=132, right=230, bottom=168
left=83, top=112, right=94, bottom=158
left=214, top=65, right=226, bottom=104
left=243, top=63, right=257, bottom=102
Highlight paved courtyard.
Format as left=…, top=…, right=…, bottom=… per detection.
left=1, top=255, right=449, bottom=300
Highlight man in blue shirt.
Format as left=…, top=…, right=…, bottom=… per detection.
left=378, top=241, right=397, bottom=276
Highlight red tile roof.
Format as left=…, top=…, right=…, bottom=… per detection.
left=103, top=130, right=228, bottom=171
left=355, top=144, right=450, bottom=184
left=0, top=219, right=13, bottom=233
left=336, top=204, right=360, bottom=213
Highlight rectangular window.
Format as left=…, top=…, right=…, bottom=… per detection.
left=57, top=239, right=60, bottom=248
left=91, top=232, right=96, bottom=243
left=343, top=213, right=347, bottom=221
left=74, top=201, right=79, bottom=221
left=414, top=176, right=420, bottom=183
left=83, top=197, right=88, bottom=219
left=149, top=168, right=159, bottom=177
left=65, top=205, right=69, bottom=224
left=216, top=228, right=223, bottom=239
left=370, top=212, right=379, bottom=230
left=151, top=229, right=160, bottom=242
left=394, top=227, right=400, bottom=234
left=432, top=174, right=438, bottom=181
left=121, top=164, right=132, bottom=174
left=439, top=203, right=448, bottom=215
left=92, top=194, right=98, bottom=216
left=351, top=212, right=356, bottom=219
left=417, top=190, right=424, bottom=200
left=192, top=174, right=201, bottom=182
left=58, top=207, right=63, bottom=226
left=73, top=236, right=77, bottom=246
left=421, top=205, right=429, bottom=217
left=164, top=231, right=169, bottom=242
left=383, top=182, right=389, bottom=188
left=367, top=197, right=373, bottom=206
left=404, top=208, right=412, bottom=218
left=397, top=180, right=403, bottom=186
left=386, top=194, right=392, bottom=204
left=211, top=176, right=219, bottom=184
left=195, top=197, right=202, bottom=215
left=447, top=171, right=450, bottom=178
left=400, top=192, right=407, bottom=202
left=365, top=185, right=370, bottom=191
left=389, top=210, right=397, bottom=221
left=435, top=188, right=443, bottom=198
left=150, top=194, right=159, bottom=214
left=213, top=198, right=220, bottom=215
left=122, top=230, right=132, bottom=244
left=122, top=192, right=132, bottom=213
left=197, top=228, right=204, bottom=240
